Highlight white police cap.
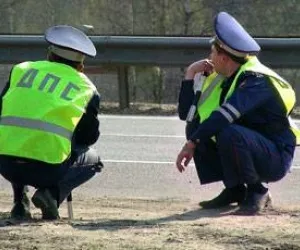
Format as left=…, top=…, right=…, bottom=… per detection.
left=45, top=25, right=96, bottom=62
left=211, top=12, right=260, bottom=57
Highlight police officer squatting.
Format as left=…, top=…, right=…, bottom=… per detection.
left=0, top=25, right=103, bottom=220
left=176, top=12, right=299, bottom=215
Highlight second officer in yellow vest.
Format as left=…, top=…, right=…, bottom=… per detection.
left=0, top=25, right=103, bottom=220
left=176, top=12, right=298, bottom=215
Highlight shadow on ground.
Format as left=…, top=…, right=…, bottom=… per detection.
left=70, top=205, right=238, bottom=231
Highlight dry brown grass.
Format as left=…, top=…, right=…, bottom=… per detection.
left=1, top=192, right=300, bottom=250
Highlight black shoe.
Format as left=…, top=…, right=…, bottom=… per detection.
left=32, top=189, right=59, bottom=220
left=199, top=187, right=246, bottom=209
left=235, top=191, right=272, bottom=215
left=10, top=201, right=31, bottom=220
left=11, top=185, right=32, bottom=219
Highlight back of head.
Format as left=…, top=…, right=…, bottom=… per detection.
left=44, top=25, right=97, bottom=67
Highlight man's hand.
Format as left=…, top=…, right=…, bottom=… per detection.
left=185, top=59, right=214, bottom=79
left=176, top=140, right=196, bottom=172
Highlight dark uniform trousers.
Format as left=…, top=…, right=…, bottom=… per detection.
left=0, top=147, right=102, bottom=206
left=193, top=124, right=294, bottom=188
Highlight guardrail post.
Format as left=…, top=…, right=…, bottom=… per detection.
left=117, top=65, right=130, bottom=109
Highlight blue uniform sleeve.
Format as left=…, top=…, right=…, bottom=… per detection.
left=177, top=79, right=195, bottom=120
left=188, top=74, right=274, bottom=142
left=0, top=68, right=13, bottom=116
left=73, top=91, right=101, bottom=146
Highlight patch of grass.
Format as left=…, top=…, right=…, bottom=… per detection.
left=100, top=102, right=177, bottom=116
left=101, top=102, right=300, bottom=118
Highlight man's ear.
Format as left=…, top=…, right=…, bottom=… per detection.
left=222, top=54, right=231, bottom=63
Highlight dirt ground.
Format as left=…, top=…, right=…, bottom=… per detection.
left=1, top=192, right=300, bottom=250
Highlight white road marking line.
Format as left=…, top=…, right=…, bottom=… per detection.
left=102, top=159, right=300, bottom=169
left=100, top=115, right=179, bottom=120
left=102, top=159, right=175, bottom=164
left=102, top=133, right=185, bottom=138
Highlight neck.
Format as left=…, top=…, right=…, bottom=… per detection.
left=225, top=63, right=240, bottom=77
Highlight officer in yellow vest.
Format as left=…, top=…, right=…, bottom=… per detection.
left=176, top=12, right=299, bottom=214
left=0, top=25, right=103, bottom=220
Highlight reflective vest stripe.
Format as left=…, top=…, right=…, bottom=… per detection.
left=198, top=74, right=224, bottom=106
left=218, top=107, right=234, bottom=122
left=0, top=116, right=73, bottom=140
left=223, top=103, right=241, bottom=119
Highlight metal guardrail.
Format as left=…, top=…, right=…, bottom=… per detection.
left=0, top=35, right=299, bottom=108
left=0, top=36, right=299, bottom=67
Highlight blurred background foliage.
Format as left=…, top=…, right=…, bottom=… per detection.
left=0, top=0, right=299, bottom=107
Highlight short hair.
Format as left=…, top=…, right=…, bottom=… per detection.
left=213, top=42, right=248, bottom=65
left=48, top=51, right=82, bottom=69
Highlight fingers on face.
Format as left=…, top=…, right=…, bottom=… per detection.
left=203, top=62, right=214, bottom=74
left=205, top=59, right=213, bottom=65
left=204, top=60, right=214, bottom=71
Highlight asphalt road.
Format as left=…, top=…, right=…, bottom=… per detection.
left=1, top=115, right=300, bottom=207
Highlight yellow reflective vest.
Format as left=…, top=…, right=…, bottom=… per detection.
left=196, top=72, right=224, bottom=122
left=0, top=61, right=96, bottom=163
left=197, top=56, right=300, bottom=144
